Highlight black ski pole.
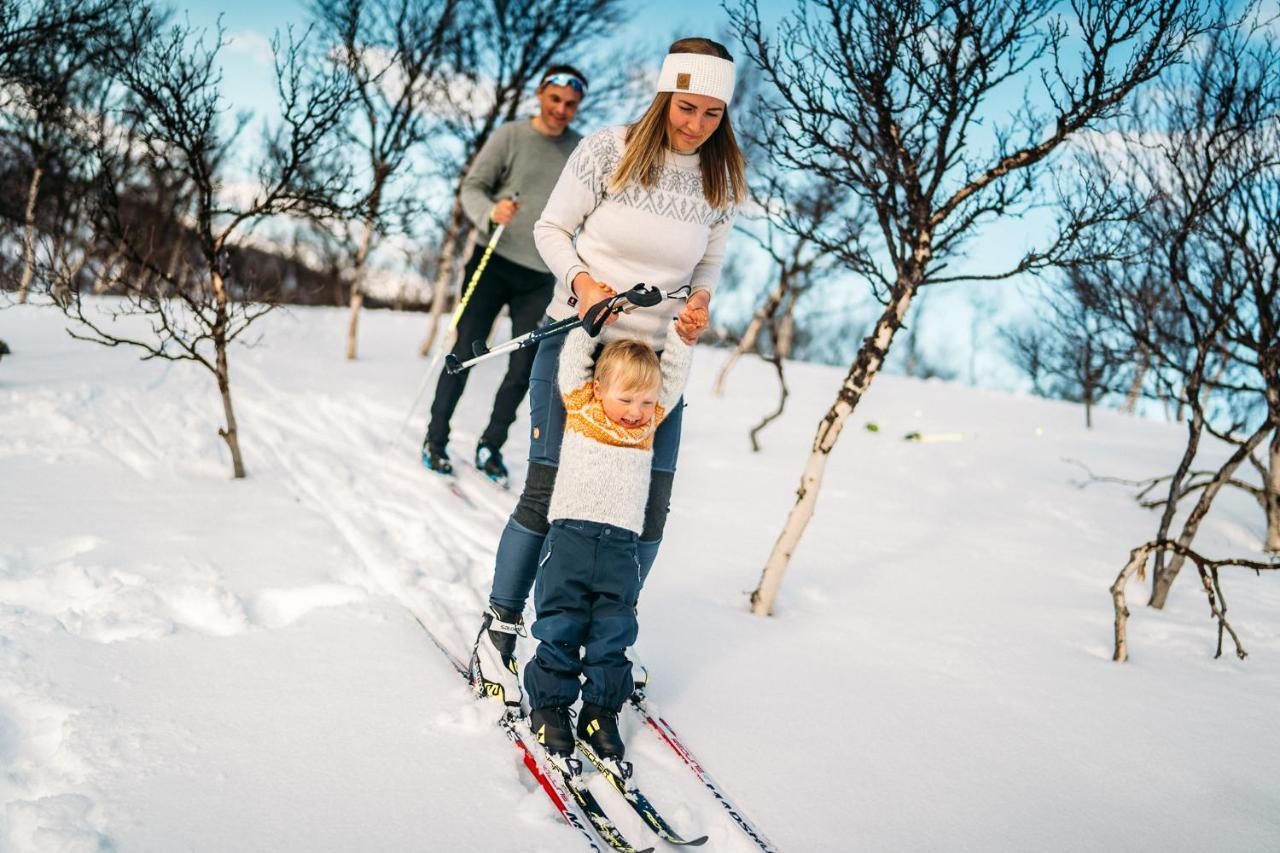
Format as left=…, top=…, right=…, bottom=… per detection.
left=444, top=283, right=688, bottom=375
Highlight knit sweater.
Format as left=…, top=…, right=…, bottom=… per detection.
left=546, top=324, right=693, bottom=533
left=533, top=125, right=736, bottom=349
left=460, top=119, right=582, bottom=272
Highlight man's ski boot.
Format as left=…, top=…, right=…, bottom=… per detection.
left=469, top=604, right=524, bottom=709
left=475, top=443, right=509, bottom=489
left=531, top=705, right=580, bottom=775
left=422, top=443, right=453, bottom=475
left=578, top=702, right=628, bottom=774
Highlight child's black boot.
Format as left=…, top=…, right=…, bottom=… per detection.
left=577, top=702, right=625, bottom=762
left=531, top=705, right=578, bottom=774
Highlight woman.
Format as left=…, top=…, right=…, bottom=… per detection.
left=469, top=37, right=746, bottom=710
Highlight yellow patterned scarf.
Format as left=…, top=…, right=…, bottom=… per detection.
left=563, top=384, right=667, bottom=450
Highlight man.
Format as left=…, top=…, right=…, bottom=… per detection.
left=422, top=65, right=587, bottom=487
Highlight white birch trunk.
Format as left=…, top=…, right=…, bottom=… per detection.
left=750, top=268, right=921, bottom=616
left=1124, top=345, right=1148, bottom=413
left=1110, top=544, right=1152, bottom=662
left=345, top=217, right=376, bottom=361
left=1148, top=420, right=1273, bottom=605
left=17, top=166, right=44, bottom=304
left=210, top=269, right=245, bottom=479
left=1266, top=426, right=1280, bottom=552
left=714, top=277, right=788, bottom=396
left=419, top=184, right=472, bottom=357
left=713, top=314, right=764, bottom=397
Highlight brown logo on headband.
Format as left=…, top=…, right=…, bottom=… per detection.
left=676, top=72, right=691, bottom=90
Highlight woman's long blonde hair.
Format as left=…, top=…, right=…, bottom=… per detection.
left=610, top=38, right=746, bottom=210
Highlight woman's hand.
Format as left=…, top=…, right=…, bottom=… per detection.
left=674, top=290, right=711, bottom=345
left=572, top=272, right=618, bottom=325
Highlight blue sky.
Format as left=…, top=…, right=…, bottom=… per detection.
left=175, top=0, right=1070, bottom=390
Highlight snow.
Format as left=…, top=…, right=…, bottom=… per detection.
left=1, top=301, right=1277, bottom=853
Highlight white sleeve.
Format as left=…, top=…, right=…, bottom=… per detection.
left=657, top=322, right=694, bottom=411
left=688, top=207, right=736, bottom=297
left=557, top=327, right=596, bottom=397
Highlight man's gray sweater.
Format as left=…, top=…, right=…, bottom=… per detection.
left=461, top=119, right=582, bottom=273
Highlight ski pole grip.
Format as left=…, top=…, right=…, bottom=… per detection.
left=582, top=297, right=616, bottom=338
left=622, top=283, right=660, bottom=308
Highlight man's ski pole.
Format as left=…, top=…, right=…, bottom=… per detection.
left=445, top=284, right=690, bottom=376
left=392, top=194, right=518, bottom=447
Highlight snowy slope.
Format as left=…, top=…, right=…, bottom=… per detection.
left=1, top=301, right=1277, bottom=853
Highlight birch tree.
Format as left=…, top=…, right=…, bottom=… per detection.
left=1068, top=16, right=1280, bottom=611
left=307, top=0, right=459, bottom=360
left=61, top=14, right=354, bottom=479
left=3, top=12, right=116, bottom=303
left=731, top=0, right=1212, bottom=615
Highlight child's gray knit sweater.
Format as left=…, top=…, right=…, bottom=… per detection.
left=546, top=324, right=693, bottom=533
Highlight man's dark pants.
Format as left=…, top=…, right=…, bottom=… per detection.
left=425, top=244, right=555, bottom=453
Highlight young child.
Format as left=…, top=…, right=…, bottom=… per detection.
left=523, top=320, right=692, bottom=769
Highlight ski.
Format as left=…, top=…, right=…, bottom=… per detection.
left=545, top=753, right=656, bottom=853
left=626, top=693, right=781, bottom=853
left=403, top=608, right=649, bottom=852
left=445, top=477, right=480, bottom=510
left=498, top=713, right=606, bottom=852
left=578, top=740, right=708, bottom=847
left=420, top=451, right=487, bottom=512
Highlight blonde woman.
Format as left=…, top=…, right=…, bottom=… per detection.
left=469, top=38, right=745, bottom=722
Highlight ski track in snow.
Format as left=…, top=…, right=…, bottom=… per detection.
left=231, top=357, right=762, bottom=852
left=236, top=359, right=497, bottom=654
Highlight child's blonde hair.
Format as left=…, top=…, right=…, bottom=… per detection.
left=594, top=339, right=661, bottom=393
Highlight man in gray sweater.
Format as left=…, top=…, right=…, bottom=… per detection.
left=422, top=65, right=587, bottom=486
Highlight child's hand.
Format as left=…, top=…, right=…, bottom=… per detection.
left=675, top=290, right=711, bottom=345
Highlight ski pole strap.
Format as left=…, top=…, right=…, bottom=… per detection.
left=581, top=282, right=688, bottom=337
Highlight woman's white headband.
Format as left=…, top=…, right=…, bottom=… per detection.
left=656, top=53, right=735, bottom=104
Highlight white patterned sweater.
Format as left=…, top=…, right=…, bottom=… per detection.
left=533, top=125, right=736, bottom=350
left=546, top=324, right=693, bottom=534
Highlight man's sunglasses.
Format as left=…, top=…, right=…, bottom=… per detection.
left=541, top=73, right=587, bottom=95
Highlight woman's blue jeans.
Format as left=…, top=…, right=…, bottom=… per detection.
left=487, top=320, right=683, bottom=613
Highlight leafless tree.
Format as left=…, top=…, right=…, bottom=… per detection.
left=731, top=0, right=1213, bottom=615
left=1009, top=267, right=1134, bottom=426
left=306, top=0, right=460, bottom=360
left=57, top=13, right=355, bottom=479
left=1110, top=540, right=1277, bottom=662
left=415, top=0, right=639, bottom=357
left=1066, top=15, right=1279, bottom=615
left=0, top=0, right=117, bottom=83
left=2, top=8, right=117, bottom=303
left=718, top=186, right=837, bottom=450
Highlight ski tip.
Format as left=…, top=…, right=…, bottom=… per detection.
left=679, top=835, right=709, bottom=847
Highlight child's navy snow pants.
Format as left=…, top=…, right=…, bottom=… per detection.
left=524, top=518, right=641, bottom=713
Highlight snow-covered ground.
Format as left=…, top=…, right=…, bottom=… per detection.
left=1, top=302, right=1277, bottom=853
